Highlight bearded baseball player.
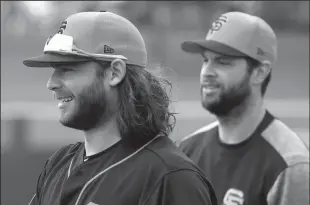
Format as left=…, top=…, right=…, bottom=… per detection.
left=24, top=11, right=217, bottom=205
left=179, top=11, right=309, bottom=205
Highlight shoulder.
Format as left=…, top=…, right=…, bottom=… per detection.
left=49, top=142, right=82, bottom=161
left=141, top=136, right=203, bottom=172
left=159, top=169, right=217, bottom=204
left=262, top=118, right=309, bottom=202
left=261, top=118, right=309, bottom=167
left=140, top=138, right=217, bottom=204
left=46, top=142, right=83, bottom=170
left=141, top=168, right=217, bottom=205
left=267, top=155, right=309, bottom=204
left=178, top=121, right=218, bottom=149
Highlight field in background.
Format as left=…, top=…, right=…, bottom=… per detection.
left=1, top=31, right=309, bottom=204
left=1, top=30, right=309, bottom=101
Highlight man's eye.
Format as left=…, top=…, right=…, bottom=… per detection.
left=61, top=68, right=73, bottom=72
left=218, top=59, right=231, bottom=65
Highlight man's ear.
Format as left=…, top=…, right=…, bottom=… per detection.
left=251, top=61, right=271, bottom=85
left=108, top=59, right=126, bottom=87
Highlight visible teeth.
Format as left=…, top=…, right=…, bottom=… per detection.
left=62, top=97, right=73, bottom=102
left=203, top=87, right=218, bottom=94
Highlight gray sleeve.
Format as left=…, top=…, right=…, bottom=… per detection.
left=267, top=163, right=309, bottom=205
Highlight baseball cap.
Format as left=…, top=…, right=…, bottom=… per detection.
left=23, top=11, right=147, bottom=68
left=181, top=12, right=277, bottom=65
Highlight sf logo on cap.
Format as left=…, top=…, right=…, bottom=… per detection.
left=104, top=45, right=114, bottom=54
left=209, top=15, right=227, bottom=35
left=58, top=21, right=67, bottom=34
left=46, top=20, right=68, bottom=46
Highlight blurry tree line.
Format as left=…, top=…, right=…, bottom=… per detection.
left=1, top=1, right=309, bottom=38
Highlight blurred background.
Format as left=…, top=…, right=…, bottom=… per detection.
left=1, top=1, right=309, bottom=204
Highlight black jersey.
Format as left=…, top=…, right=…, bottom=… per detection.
left=29, top=135, right=217, bottom=205
left=179, top=111, right=309, bottom=205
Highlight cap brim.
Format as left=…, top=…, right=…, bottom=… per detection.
left=181, top=40, right=247, bottom=57
left=23, top=53, right=93, bottom=67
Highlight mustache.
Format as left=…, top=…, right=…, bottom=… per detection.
left=200, top=77, right=219, bottom=85
left=200, top=81, right=220, bottom=87
left=53, top=92, right=74, bottom=100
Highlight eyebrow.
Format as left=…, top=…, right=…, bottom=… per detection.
left=52, top=62, right=81, bottom=69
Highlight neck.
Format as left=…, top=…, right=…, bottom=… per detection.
left=217, top=95, right=266, bottom=145
left=83, top=114, right=121, bottom=157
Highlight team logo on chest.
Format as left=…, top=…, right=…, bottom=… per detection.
left=87, top=202, right=99, bottom=205
left=222, top=188, right=244, bottom=205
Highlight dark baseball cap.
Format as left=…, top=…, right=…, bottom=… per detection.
left=181, top=12, right=278, bottom=65
left=23, top=11, right=147, bottom=68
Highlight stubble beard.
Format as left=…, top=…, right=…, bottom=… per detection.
left=201, top=76, right=252, bottom=117
left=60, top=79, right=110, bottom=131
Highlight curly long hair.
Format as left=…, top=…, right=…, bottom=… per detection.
left=114, top=64, right=176, bottom=146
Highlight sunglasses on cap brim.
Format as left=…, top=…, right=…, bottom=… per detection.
left=44, top=33, right=128, bottom=62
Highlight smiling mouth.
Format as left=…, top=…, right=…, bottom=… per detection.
left=202, top=83, right=220, bottom=89
left=202, top=86, right=220, bottom=95
left=203, top=87, right=218, bottom=91
left=57, top=96, right=74, bottom=103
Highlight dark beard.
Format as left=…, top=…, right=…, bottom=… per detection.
left=201, top=76, right=251, bottom=117
left=60, top=79, right=110, bottom=131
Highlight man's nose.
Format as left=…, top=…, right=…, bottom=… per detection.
left=46, top=72, right=62, bottom=91
left=201, top=62, right=217, bottom=78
